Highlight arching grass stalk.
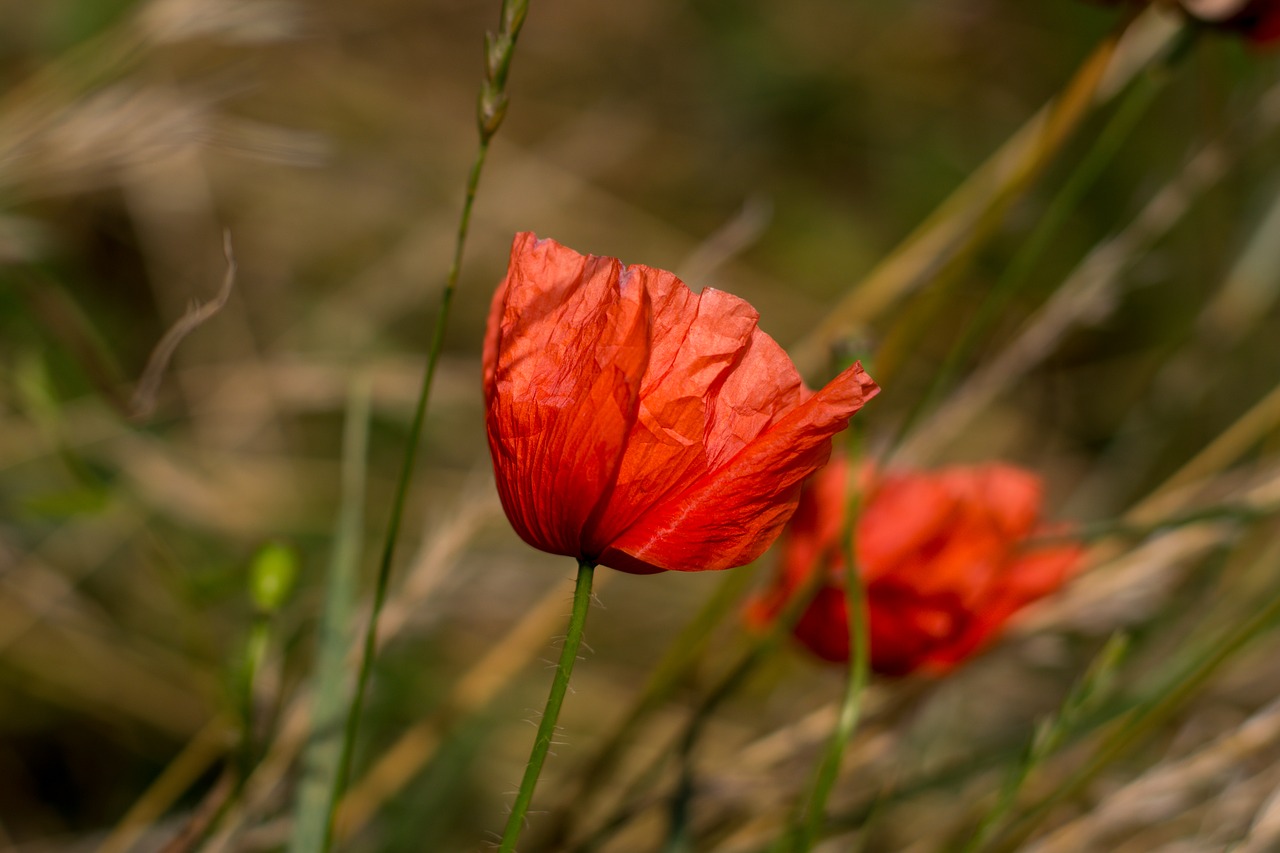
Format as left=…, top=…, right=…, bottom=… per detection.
left=1031, top=500, right=1280, bottom=547
left=323, top=1, right=531, bottom=850
left=987, top=550, right=1280, bottom=853
left=789, top=432, right=868, bottom=852
left=789, top=10, right=1156, bottom=376
left=498, top=560, right=597, bottom=853
left=960, top=633, right=1129, bottom=853
left=889, top=62, right=1166, bottom=451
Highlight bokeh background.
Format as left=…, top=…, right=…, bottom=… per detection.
left=2, top=0, right=1280, bottom=851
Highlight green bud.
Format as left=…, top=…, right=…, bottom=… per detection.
left=249, top=540, right=299, bottom=613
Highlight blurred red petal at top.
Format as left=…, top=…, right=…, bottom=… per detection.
left=746, top=458, right=1084, bottom=676
left=1091, top=0, right=1280, bottom=45
left=483, top=232, right=880, bottom=574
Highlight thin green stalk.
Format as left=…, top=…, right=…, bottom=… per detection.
left=890, top=64, right=1164, bottom=451
left=1031, top=500, right=1280, bottom=547
left=295, top=383, right=370, bottom=853
left=988, top=557, right=1280, bottom=853
left=960, top=633, right=1128, bottom=853
left=499, top=560, right=597, bottom=853
left=791, top=475, right=869, bottom=851
left=537, top=566, right=758, bottom=850
left=158, top=542, right=300, bottom=853
left=323, top=2, right=531, bottom=848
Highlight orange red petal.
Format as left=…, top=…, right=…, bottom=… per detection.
left=484, top=232, right=879, bottom=574
left=748, top=457, right=1084, bottom=675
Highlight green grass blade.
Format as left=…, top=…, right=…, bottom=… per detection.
left=287, top=380, right=371, bottom=853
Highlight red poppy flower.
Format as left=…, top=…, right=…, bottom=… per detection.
left=483, top=232, right=880, bottom=575
left=747, top=459, right=1083, bottom=675
left=1093, top=0, right=1280, bottom=44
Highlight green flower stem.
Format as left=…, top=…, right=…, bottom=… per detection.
left=794, top=488, right=868, bottom=851
left=499, top=559, right=597, bottom=853
left=770, top=423, right=868, bottom=853
left=323, top=2, right=531, bottom=848
left=536, top=566, right=758, bottom=850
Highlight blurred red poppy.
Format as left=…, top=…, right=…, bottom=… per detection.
left=747, top=459, right=1083, bottom=675
left=1095, top=0, right=1280, bottom=44
left=483, top=232, right=879, bottom=575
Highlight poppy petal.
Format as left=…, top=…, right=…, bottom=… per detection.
left=857, top=473, right=956, bottom=581
left=485, top=233, right=651, bottom=559
left=704, top=317, right=807, bottom=468
left=749, top=456, right=1083, bottom=675
left=603, top=361, right=878, bottom=572
left=969, top=465, right=1042, bottom=539
left=584, top=284, right=760, bottom=552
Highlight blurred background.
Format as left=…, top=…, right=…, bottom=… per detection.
left=2, top=0, right=1280, bottom=850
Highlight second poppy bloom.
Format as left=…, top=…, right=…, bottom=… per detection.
left=747, top=459, right=1083, bottom=675
left=483, top=232, right=879, bottom=575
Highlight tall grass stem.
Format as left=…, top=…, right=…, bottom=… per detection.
left=295, top=382, right=370, bottom=853
left=793, top=448, right=868, bottom=851
left=320, top=159, right=476, bottom=850
left=322, top=1, right=532, bottom=848
left=889, top=66, right=1163, bottom=449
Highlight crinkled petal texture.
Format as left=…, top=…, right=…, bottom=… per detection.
left=746, top=458, right=1083, bottom=676
left=484, top=232, right=879, bottom=574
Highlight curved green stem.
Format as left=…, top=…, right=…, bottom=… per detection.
left=776, top=427, right=868, bottom=853
left=536, top=566, right=757, bottom=850
left=321, top=140, right=490, bottom=853
left=499, top=560, right=597, bottom=853
left=795, top=499, right=868, bottom=850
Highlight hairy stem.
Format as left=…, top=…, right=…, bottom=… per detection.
left=499, top=560, right=597, bottom=853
